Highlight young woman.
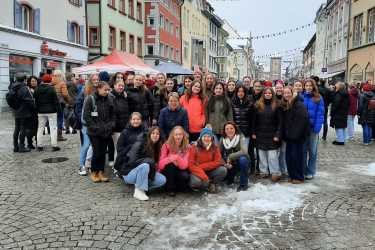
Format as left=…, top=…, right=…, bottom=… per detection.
left=219, top=122, right=250, bottom=191
left=252, top=80, right=263, bottom=102
left=26, top=76, right=39, bottom=149
left=180, top=80, right=207, bottom=142
left=357, top=84, right=375, bottom=145
left=127, top=74, right=154, bottom=126
left=330, top=82, right=349, bottom=146
left=226, top=80, right=236, bottom=99
left=293, top=81, right=304, bottom=97
left=302, top=79, right=325, bottom=179
left=83, top=81, right=115, bottom=183
left=178, top=76, right=193, bottom=96
left=281, top=87, right=310, bottom=184
left=204, top=73, right=215, bottom=98
left=115, top=113, right=166, bottom=201
left=206, top=82, right=233, bottom=139
left=252, top=87, right=282, bottom=182
left=158, top=126, right=190, bottom=196
left=159, top=78, right=178, bottom=110
left=347, top=83, right=359, bottom=141
left=275, top=82, right=284, bottom=100
left=110, top=72, right=125, bottom=89
left=188, top=127, right=227, bottom=193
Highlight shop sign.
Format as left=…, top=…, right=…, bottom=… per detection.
left=41, top=41, right=67, bottom=57
left=46, top=60, right=61, bottom=68
left=9, top=55, right=33, bottom=65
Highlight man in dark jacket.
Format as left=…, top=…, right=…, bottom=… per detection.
left=12, top=73, right=36, bottom=152
left=34, top=74, right=61, bottom=151
left=315, top=77, right=332, bottom=140
left=65, top=73, right=79, bottom=134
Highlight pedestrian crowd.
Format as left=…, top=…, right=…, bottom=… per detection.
left=8, top=69, right=375, bottom=201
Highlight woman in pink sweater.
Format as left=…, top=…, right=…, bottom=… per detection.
left=158, top=126, right=190, bottom=196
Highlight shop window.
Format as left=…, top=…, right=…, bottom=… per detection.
left=129, top=35, right=135, bottom=54
left=365, top=63, right=374, bottom=82
left=9, top=55, right=33, bottom=85
left=129, top=0, right=134, bottom=18
left=136, top=2, right=142, bottom=21
left=120, top=31, right=126, bottom=51
left=69, top=0, right=82, bottom=7
left=14, top=2, right=40, bottom=33
left=109, top=26, right=116, bottom=49
left=67, top=21, right=84, bottom=44
left=89, top=27, right=100, bottom=47
left=350, top=64, right=363, bottom=83
left=137, top=37, right=142, bottom=57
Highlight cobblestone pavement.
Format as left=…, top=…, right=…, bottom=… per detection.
left=0, top=112, right=374, bottom=250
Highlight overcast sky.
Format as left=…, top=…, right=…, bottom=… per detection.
left=209, top=0, right=325, bottom=69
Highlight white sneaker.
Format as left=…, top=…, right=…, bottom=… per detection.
left=79, top=166, right=87, bottom=176
left=133, top=187, right=149, bottom=201
left=108, top=161, right=114, bottom=167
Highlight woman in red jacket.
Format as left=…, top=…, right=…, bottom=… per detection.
left=180, top=80, right=207, bottom=142
left=188, top=127, right=227, bottom=193
left=158, top=126, right=190, bottom=196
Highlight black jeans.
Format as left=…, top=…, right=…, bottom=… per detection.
left=323, top=109, right=328, bottom=140
left=286, top=142, right=304, bottom=181
left=162, top=163, right=190, bottom=192
left=13, top=117, right=31, bottom=149
left=89, top=135, right=112, bottom=172
left=248, top=138, right=259, bottom=174
left=107, top=137, right=115, bottom=162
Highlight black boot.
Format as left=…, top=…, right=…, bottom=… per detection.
left=18, top=145, right=31, bottom=153
left=57, top=129, right=67, bottom=141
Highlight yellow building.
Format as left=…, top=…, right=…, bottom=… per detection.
left=181, top=0, right=209, bottom=71
left=347, top=0, right=375, bottom=83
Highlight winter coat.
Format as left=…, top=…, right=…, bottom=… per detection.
left=83, top=92, right=115, bottom=138
left=303, top=92, right=325, bottom=134
left=219, top=134, right=249, bottom=162
left=188, top=144, right=224, bottom=181
left=330, top=89, right=350, bottom=129
left=74, top=91, right=85, bottom=125
left=67, top=82, right=78, bottom=107
left=127, top=86, right=154, bottom=122
left=252, top=101, right=282, bottom=150
left=206, top=95, right=233, bottom=135
left=232, top=97, right=254, bottom=136
left=53, top=80, right=70, bottom=105
left=358, top=92, right=375, bottom=125
left=114, top=124, right=148, bottom=176
left=318, top=85, right=332, bottom=111
left=180, top=94, right=207, bottom=133
left=111, top=89, right=130, bottom=133
left=150, top=85, right=165, bottom=121
left=12, top=81, right=36, bottom=119
left=348, top=86, right=359, bottom=116
left=158, top=106, right=189, bottom=138
left=158, top=143, right=190, bottom=172
left=34, top=83, right=60, bottom=114
left=282, top=98, right=310, bottom=143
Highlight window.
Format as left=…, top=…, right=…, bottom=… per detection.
left=129, top=0, right=134, bottom=17
left=160, top=15, right=164, bottom=29
left=165, top=19, right=169, bottom=31
left=353, top=14, right=363, bottom=47
left=120, top=31, right=126, bottom=51
left=365, top=63, right=374, bottom=82
left=68, top=22, right=81, bottom=44
left=148, top=17, right=155, bottom=27
left=108, top=0, right=116, bottom=8
left=109, top=26, right=116, bottom=49
left=136, top=2, right=142, bottom=21
left=21, top=4, right=33, bottom=32
left=170, top=22, right=174, bottom=35
left=129, top=35, right=135, bottom=53
left=89, top=27, right=100, bottom=46
left=147, top=45, right=154, bottom=55
left=176, top=27, right=179, bottom=38
left=69, top=0, right=82, bottom=6
left=159, top=43, right=164, bottom=57
left=368, top=8, right=375, bottom=43
left=119, top=0, right=125, bottom=13
left=137, top=37, right=142, bottom=57
left=350, top=64, right=363, bottom=82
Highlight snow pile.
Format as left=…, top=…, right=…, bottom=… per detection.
left=350, top=162, right=375, bottom=176
left=142, top=183, right=317, bottom=249
left=366, top=163, right=375, bottom=176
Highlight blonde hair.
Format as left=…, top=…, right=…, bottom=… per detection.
left=53, top=69, right=65, bottom=82
left=166, top=126, right=189, bottom=153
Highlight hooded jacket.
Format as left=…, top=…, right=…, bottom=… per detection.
left=11, top=81, right=36, bottom=118
left=330, top=89, right=350, bottom=129
left=206, top=95, right=233, bottom=135
left=303, top=92, right=325, bottom=134
left=34, top=83, right=60, bottom=114
left=180, top=94, right=207, bottom=133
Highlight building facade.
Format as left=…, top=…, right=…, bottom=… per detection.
left=303, top=34, right=316, bottom=78
left=270, top=57, right=282, bottom=80
left=144, top=0, right=183, bottom=66
left=314, top=3, right=328, bottom=77
left=87, top=0, right=145, bottom=61
left=216, top=27, right=231, bottom=80
left=0, top=0, right=88, bottom=111
left=347, top=0, right=375, bottom=83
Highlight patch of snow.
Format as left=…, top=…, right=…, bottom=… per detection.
left=348, top=162, right=375, bottom=176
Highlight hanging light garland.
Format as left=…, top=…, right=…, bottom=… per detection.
left=254, top=47, right=303, bottom=59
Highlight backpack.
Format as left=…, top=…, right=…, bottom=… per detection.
left=6, top=84, right=20, bottom=109
left=367, top=97, right=375, bottom=110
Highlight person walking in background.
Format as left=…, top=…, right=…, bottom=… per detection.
left=34, top=74, right=60, bottom=152
left=65, top=73, right=80, bottom=134
left=316, top=77, right=332, bottom=141
left=330, top=82, right=350, bottom=146
left=52, top=70, right=70, bottom=141
left=26, top=76, right=39, bottom=150
left=347, top=82, right=359, bottom=141
left=358, top=84, right=375, bottom=145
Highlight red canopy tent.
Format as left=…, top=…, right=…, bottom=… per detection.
left=73, top=50, right=159, bottom=75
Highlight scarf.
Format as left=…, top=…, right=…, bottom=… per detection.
left=223, top=135, right=240, bottom=150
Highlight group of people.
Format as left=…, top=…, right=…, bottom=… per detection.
left=10, top=68, right=375, bottom=201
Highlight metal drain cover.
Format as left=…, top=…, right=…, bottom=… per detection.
left=42, top=157, right=69, bottom=163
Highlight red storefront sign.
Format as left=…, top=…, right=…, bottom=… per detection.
left=46, top=60, right=61, bottom=68
left=9, top=55, right=33, bottom=65
left=41, top=41, right=67, bottom=57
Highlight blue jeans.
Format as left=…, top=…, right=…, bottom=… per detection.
left=258, top=149, right=280, bottom=176
left=346, top=115, right=355, bottom=139
left=57, top=108, right=64, bottom=129
left=225, top=156, right=250, bottom=186
left=335, top=128, right=346, bottom=143
left=303, top=133, right=319, bottom=177
left=279, top=141, right=287, bottom=174
left=123, top=163, right=166, bottom=191
left=79, top=126, right=91, bottom=167
left=362, top=123, right=373, bottom=144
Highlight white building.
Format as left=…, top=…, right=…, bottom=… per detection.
left=0, top=0, right=88, bottom=111
left=314, top=3, right=328, bottom=77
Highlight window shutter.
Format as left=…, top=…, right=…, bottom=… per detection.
left=33, top=8, right=40, bottom=33
left=79, top=25, right=84, bottom=45
left=14, top=0, right=22, bottom=29
left=67, top=20, right=72, bottom=42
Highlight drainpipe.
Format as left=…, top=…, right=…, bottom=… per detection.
left=345, top=1, right=351, bottom=83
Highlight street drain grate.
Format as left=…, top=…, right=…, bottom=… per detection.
left=42, top=157, right=69, bottom=163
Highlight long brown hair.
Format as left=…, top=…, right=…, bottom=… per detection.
left=281, top=86, right=294, bottom=111
left=145, top=126, right=163, bottom=163
left=304, top=78, right=321, bottom=103
left=255, top=87, right=278, bottom=112
left=184, top=80, right=206, bottom=102
left=166, top=126, right=189, bottom=153
left=84, top=74, right=98, bottom=96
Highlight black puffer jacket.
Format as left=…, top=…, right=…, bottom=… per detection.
left=358, top=92, right=375, bottom=125
left=232, top=96, right=254, bottom=136
left=150, top=85, right=167, bottom=120
left=330, top=89, right=349, bottom=129
left=12, top=81, right=36, bottom=119
left=34, top=83, right=60, bottom=114
left=127, top=86, right=154, bottom=122
left=282, top=98, right=310, bottom=143
left=83, top=92, right=115, bottom=138
left=114, top=124, right=148, bottom=176
left=111, top=89, right=130, bottom=132
left=252, top=100, right=282, bottom=150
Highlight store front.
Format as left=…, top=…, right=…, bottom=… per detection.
left=9, top=55, right=33, bottom=85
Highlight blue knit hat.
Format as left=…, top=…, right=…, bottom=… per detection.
left=99, top=71, right=110, bottom=82
left=199, top=127, right=214, bottom=139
